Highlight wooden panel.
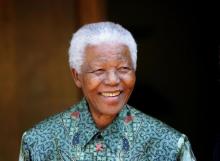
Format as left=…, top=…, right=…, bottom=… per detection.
left=0, top=1, right=19, bottom=161
left=0, top=0, right=78, bottom=160
left=75, top=0, right=106, bottom=26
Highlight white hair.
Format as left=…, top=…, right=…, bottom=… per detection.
left=68, top=21, right=137, bottom=73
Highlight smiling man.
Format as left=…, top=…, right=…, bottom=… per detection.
left=72, top=42, right=136, bottom=129
left=19, top=22, right=196, bottom=161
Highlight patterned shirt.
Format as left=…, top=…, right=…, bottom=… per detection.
left=19, top=98, right=196, bottom=161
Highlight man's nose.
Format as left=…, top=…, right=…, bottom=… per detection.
left=104, top=70, right=120, bottom=86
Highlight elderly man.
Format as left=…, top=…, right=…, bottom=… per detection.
left=19, top=22, right=196, bottom=161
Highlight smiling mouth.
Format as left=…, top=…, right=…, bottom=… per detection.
left=100, top=91, right=121, bottom=97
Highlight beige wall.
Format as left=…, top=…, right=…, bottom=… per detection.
left=0, top=1, right=79, bottom=160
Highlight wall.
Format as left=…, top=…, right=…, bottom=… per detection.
left=106, top=1, right=219, bottom=160
left=0, top=1, right=79, bottom=160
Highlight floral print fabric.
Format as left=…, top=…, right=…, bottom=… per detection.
left=19, top=98, right=196, bottom=161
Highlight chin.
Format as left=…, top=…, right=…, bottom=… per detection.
left=101, top=105, right=124, bottom=116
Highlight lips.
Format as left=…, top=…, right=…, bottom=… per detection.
left=100, top=90, right=121, bottom=97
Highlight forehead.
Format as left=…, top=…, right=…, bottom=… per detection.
left=84, top=43, right=132, bottom=64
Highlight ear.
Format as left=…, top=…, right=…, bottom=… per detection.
left=71, top=69, right=82, bottom=88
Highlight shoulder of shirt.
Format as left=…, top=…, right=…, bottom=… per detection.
left=127, top=104, right=183, bottom=139
left=126, top=105, right=193, bottom=159
left=21, top=100, right=82, bottom=144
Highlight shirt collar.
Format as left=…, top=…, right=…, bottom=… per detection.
left=77, top=99, right=99, bottom=148
left=62, top=98, right=134, bottom=151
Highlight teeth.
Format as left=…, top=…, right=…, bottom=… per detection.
left=101, top=91, right=120, bottom=97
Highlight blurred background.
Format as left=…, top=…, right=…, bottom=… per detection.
left=0, top=0, right=219, bottom=160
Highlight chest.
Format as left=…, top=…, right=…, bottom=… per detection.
left=30, top=136, right=178, bottom=161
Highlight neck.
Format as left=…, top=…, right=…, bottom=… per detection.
left=91, top=112, right=117, bottom=129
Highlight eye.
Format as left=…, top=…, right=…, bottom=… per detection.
left=92, top=69, right=105, bottom=75
left=118, top=67, right=131, bottom=73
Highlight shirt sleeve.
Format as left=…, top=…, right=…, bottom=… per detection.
left=19, top=132, right=31, bottom=161
left=177, top=134, right=196, bottom=161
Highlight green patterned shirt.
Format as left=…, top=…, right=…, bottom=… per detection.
left=19, top=98, right=196, bottom=161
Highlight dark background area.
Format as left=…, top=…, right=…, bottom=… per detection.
left=107, top=1, right=219, bottom=161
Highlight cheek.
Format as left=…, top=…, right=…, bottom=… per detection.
left=82, top=76, right=102, bottom=91
left=123, top=74, right=136, bottom=89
